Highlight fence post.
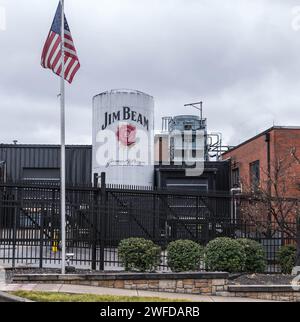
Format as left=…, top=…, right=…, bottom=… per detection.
left=91, top=174, right=99, bottom=270
left=152, top=193, right=159, bottom=242
left=196, top=197, right=199, bottom=242
left=39, top=204, right=45, bottom=269
left=99, top=173, right=106, bottom=271
left=12, top=188, right=18, bottom=269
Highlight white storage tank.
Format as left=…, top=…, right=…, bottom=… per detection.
left=92, top=89, right=154, bottom=187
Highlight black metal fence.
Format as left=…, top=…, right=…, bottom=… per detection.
left=0, top=180, right=297, bottom=273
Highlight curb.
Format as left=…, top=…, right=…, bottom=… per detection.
left=0, top=291, right=34, bottom=302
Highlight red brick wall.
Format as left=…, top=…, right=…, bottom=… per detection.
left=273, top=129, right=300, bottom=198
left=222, top=128, right=300, bottom=198
left=222, top=131, right=270, bottom=190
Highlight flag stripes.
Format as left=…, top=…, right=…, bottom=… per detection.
left=41, top=3, right=80, bottom=84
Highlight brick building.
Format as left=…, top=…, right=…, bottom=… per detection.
left=222, top=126, right=300, bottom=198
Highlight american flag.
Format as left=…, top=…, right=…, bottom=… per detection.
left=41, top=2, right=80, bottom=84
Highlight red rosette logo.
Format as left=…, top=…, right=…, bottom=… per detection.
left=116, top=124, right=137, bottom=147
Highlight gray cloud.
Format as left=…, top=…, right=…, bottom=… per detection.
left=0, top=0, right=300, bottom=146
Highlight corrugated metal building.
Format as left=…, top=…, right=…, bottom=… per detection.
left=0, top=144, right=92, bottom=185
left=0, top=144, right=230, bottom=192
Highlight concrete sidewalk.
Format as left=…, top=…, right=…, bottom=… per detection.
left=0, top=283, right=273, bottom=302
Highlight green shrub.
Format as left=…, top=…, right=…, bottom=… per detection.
left=277, top=245, right=297, bottom=274
left=118, top=238, right=161, bottom=272
left=237, top=238, right=266, bottom=273
left=205, top=237, right=246, bottom=273
left=167, top=240, right=204, bottom=272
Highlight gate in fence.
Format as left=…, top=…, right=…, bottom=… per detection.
left=0, top=179, right=297, bottom=273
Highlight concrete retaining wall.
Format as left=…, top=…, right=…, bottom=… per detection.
left=12, top=272, right=229, bottom=296
left=11, top=270, right=300, bottom=301
left=226, top=285, right=300, bottom=302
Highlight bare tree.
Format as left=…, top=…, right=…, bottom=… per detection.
left=240, top=149, right=300, bottom=266
left=291, top=148, right=300, bottom=266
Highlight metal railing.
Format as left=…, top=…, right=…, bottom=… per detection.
left=0, top=181, right=297, bottom=273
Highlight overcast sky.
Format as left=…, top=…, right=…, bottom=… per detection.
left=0, top=0, right=300, bottom=146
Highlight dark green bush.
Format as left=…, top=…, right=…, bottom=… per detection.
left=237, top=238, right=266, bottom=273
left=167, top=240, right=204, bottom=272
left=277, top=245, right=297, bottom=274
left=205, top=237, right=246, bottom=273
left=118, top=238, right=161, bottom=272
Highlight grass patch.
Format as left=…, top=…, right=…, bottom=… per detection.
left=11, top=291, right=190, bottom=303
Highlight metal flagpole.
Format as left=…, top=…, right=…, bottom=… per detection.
left=60, top=0, right=66, bottom=275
